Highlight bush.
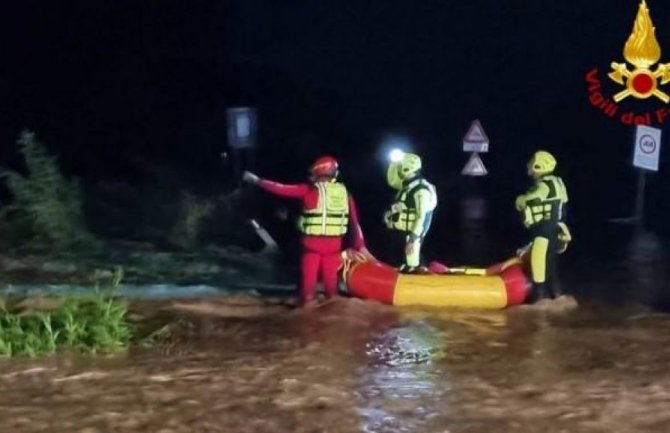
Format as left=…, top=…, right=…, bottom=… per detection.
left=0, top=293, right=133, bottom=357
left=1, top=131, right=98, bottom=251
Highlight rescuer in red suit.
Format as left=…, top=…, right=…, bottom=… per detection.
left=243, top=156, right=371, bottom=307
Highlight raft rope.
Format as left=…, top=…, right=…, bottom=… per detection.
left=339, top=250, right=369, bottom=280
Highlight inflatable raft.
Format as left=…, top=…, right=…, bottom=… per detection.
left=342, top=257, right=531, bottom=309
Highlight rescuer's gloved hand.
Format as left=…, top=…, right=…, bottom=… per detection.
left=383, top=210, right=391, bottom=226
left=383, top=210, right=396, bottom=228
left=515, top=195, right=527, bottom=211
left=557, top=222, right=572, bottom=254
left=242, top=171, right=260, bottom=185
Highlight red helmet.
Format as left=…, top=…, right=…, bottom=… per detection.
left=310, top=156, right=339, bottom=179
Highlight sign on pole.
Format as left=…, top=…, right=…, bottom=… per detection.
left=461, top=153, right=488, bottom=176
left=463, top=119, right=490, bottom=153
left=633, top=125, right=662, bottom=171
left=227, top=107, right=257, bottom=149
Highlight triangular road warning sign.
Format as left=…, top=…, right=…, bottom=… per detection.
left=461, top=153, right=488, bottom=176
left=463, top=119, right=489, bottom=143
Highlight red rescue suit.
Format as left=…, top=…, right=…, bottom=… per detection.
left=258, top=179, right=366, bottom=305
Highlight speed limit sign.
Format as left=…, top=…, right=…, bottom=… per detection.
left=633, top=125, right=662, bottom=171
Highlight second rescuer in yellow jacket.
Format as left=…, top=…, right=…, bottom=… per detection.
left=384, top=153, right=437, bottom=273
left=515, top=150, right=570, bottom=302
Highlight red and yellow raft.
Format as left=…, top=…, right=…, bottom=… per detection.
left=342, top=257, right=531, bottom=309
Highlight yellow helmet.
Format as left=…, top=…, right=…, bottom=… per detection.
left=529, top=150, right=556, bottom=175
left=399, top=153, right=422, bottom=178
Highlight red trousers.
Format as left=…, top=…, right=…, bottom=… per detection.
left=300, top=236, right=343, bottom=304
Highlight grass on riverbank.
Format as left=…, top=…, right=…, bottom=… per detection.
left=0, top=293, right=133, bottom=357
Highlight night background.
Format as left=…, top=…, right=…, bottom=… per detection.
left=2, top=0, right=670, bottom=257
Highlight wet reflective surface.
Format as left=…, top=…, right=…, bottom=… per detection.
left=0, top=226, right=669, bottom=432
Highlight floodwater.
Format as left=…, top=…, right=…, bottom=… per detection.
left=1, top=225, right=670, bottom=433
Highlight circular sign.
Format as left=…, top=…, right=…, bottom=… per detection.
left=639, top=134, right=657, bottom=154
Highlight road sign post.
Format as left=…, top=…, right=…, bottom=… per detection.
left=227, top=107, right=257, bottom=150
left=463, top=119, right=489, bottom=153
left=461, top=153, right=488, bottom=176
left=461, top=119, right=489, bottom=176
left=226, top=107, right=258, bottom=183
left=633, top=125, right=661, bottom=171
left=632, top=125, right=662, bottom=223
left=460, top=120, right=490, bottom=224
left=634, top=169, right=647, bottom=223
left=612, top=125, right=663, bottom=224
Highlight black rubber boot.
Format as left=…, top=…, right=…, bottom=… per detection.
left=548, top=283, right=562, bottom=299
left=529, top=282, right=549, bottom=303
left=398, top=264, right=417, bottom=274
left=548, top=275, right=563, bottom=298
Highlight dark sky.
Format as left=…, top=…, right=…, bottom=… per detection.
left=2, top=0, right=670, bottom=233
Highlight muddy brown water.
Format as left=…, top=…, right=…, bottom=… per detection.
left=1, top=294, right=670, bottom=433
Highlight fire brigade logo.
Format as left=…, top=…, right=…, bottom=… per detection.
left=609, top=0, right=670, bottom=102
left=586, top=0, right=670, bottom=125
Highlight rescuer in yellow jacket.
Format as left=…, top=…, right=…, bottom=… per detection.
left=384, top=153, right=438, bottom=273
left=515, top=150, right=570, bottom=302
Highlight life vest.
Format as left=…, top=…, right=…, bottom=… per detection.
left=522, top=175, right=568, bottom=227
left=386, top=178, right=437, bottom=232
left=298, top=182, right=349, bottom=236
